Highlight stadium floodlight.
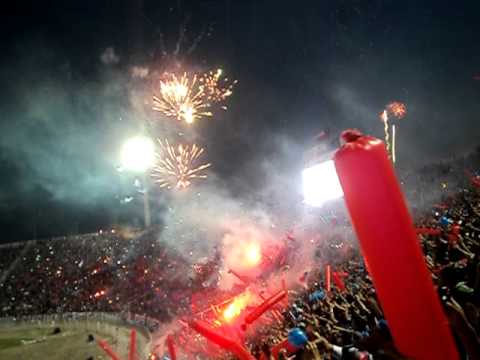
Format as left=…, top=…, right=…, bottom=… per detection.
left=120, top=136, right=155, bottom=228
left=302, top=159, right=343, bottom=207
left=120, top=136, right=155, bottom=172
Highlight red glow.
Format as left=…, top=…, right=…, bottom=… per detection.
left=94, top=289, right=106, bottom=298
left=244, top=243, right=261, bottom=267
left=221, top=221, right=274, bottom=278
left=222, top=291, right=251, bottom=323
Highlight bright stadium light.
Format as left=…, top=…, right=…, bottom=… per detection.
left=302, top=160, right=344, bottom=207
left=121, top=136, right=155, bottom=172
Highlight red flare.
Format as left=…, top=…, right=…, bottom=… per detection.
left=97, top=339, right=122, bottom=360
left=189, top=320, right=255, bottom=360
left=166, top=335, right=177, bottom=360
left=222, top=291, right=252, bottom=323
left=245, top=290, right=287, bottom=325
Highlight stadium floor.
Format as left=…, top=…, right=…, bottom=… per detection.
left=0, top=322, right=135, bottom=360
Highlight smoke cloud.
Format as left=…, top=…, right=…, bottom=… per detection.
left=100, top=47, right=120, bottom=65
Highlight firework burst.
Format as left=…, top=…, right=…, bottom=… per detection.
left=152, top=70, right=236, bottom=124
left=151, top=139, right=211, bottom=189
left=199, top=69, right=237, bottom=109
left=386, top=101, right=407, bottom=119
left=153, top=73, right=211, bottom=124
left=380, top=102, right=407, bottom=163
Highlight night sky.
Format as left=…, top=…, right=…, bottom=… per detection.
left=1, top=0, right=480, bottom=242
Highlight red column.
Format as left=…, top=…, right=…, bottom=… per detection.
left=166, top=335, right=177, bottom=360
left=129, top=329, right=137, bottom=360
left=97, top=339, right=122, bottom=360
left=189, top=320, right=255, bottom=360
left=332, top=271, right=347, bottom=292
left=333, top=130, right=458, bottom=360
left=244, top=290, right=287, bottom=325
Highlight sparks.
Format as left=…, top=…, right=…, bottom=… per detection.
left=152, top=70, right=236, bottom=124
left=151, top=139, right=211, bottom=190
left=392, top=124, right=397, bottom=163
left=380, top=102, right=406, bottom=164
left=222, top=291, right=252, bottom=323
left=199, top=68, right=237, bottom=105
left=152, top=73, right=211, bottom=124
left=245, top=243, right=262, bottom=267
left=387, top=101, right=407, bottom=119
left=380, top=110, right=391, bottom=156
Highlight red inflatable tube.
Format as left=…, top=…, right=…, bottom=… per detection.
left=189, top=320, right=255, bottom=360
left=325, top=265, right=331, bottom=292
left=129, top=329, right=136, bottom=360
left=97, top=339, right=122, bottom=360
left=334, top=130, right=458, bottom=360
left=228, top=269, right=249, bottom=284
left=244, top=290, right=287, bottom=325
left=166, top=334, right=177, bottom=360
left=332, top=271, right=346, bottom=292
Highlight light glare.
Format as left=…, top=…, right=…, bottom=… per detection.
left=121, top=136, right=155, bottom=172
left=245, top=243, right=261, bottom=266
left=302, top=160, right=343, bottom=207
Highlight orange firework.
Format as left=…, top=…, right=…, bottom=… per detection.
left=152, top=70, right=236, bottom=124
left=386, top=101, right=407, bottom=119
left=199, top=69, right=237, bottom=109
left=380, top=102, right=406, bottom=164
left=153, top=73, right=211, bottom=124
left=151, top=139, right=211, bottom=189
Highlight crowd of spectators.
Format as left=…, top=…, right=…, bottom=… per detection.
left=0, top=158, right=479, bottom=359
left=0, top=228, right=193, bottom=326
left=243, top=187, right=480, bottom=359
